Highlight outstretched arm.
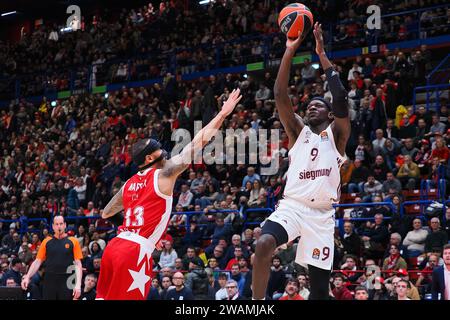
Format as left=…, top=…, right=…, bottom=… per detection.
left=313, top=22, right=350, bottom=156
left=158, top=89, right=242, bottom=194
left=274, top=33, right=304, bottom=149
left=102, top=186, right=123, bottom=219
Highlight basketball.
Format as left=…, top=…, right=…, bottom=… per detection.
left=278, top=3, right=314, bottom=39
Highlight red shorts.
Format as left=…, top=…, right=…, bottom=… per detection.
left=96, top=235, right=154, bottom=300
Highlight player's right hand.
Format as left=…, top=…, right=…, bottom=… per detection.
left=21, top=276, right=29, bottom=290
left=286, top=31, right=303, bottom=52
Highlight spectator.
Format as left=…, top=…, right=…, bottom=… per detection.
left=214, top=273, right=229, bottom=300
left=362, top=175, right=383, bottom=202
left=224, top=279, right=243, bottom=300
left=383, top=232, right=407, bottom=258
left=301, top=59, right=316, bottom=84
left=267, top=256, right=286, bottom=300
left=426, top=114, right=446, bottom=141
left=382, top=172, right=403, bottom=196
left=396, top=279, right=411, bottom=300
left=177, top=184, right=194, bottom=209
left=241, top=167, right=260, bottom=188
left=247, top=180, right=266, bottom=208
left=396, top=155, right=420, bottom=190
left=403, top=218, right=428, bottom=257
left=340, top=255, right=360, bottom=286
left=430, top=137, right=450, bottom=164
left=181, top=218, right=203, bottom=251
left=225, top=246, right=246, bottom=270
left=372, top=129, right=386, bottom=154
left=278, top=277, right=304, bottom=300
left=348, top=159, right=370, bottom=193
left=382, top=244, right=408, bottom=277
left=362, top=213, right=390, bottom=260
left=296, top=273, right=310, bottom=300
left=0, top=257, right=22, bottom=286
left=425, top=218, right=448, bottom=254
left=371, top=155, right=389, bottom=183
left=255, top=84, right=271, bottom=101
left=415, top=253, right=439, bottom=296
left=79, top=274, right=97, bottom=300
left=331, top=273, right=353, bottom=300
left=354, top=286, right=369, bottom=300
left=182, top=246, right=202, bottom=271
left=229, top=263, right=245, bottom=296
left=156, top=276, right=173, bottom=300
left=342, top=222, right=361, bottom=257
left=159, top=241, right=178, bottom=270
left=396, top=269, right=420, bottom=300
left=204, top=215, right=233, bottom=256
left=166, top=272, right=194, bottom=300
left=431, top=244, right=450, bottom=300
left=185, top=259, right=212, bottom=300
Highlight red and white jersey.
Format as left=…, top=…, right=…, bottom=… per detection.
left=121, top=168, right=173, bottom=241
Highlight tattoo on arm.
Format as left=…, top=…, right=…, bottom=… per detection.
left=102, top=188, right=123, bottom=218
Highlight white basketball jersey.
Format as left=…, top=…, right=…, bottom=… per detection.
left=283, top=125, right=347, bottom=210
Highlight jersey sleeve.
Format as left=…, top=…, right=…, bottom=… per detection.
left=70, top=237, right=83, bottom=260
left=36, top=237, right=51, bottom=261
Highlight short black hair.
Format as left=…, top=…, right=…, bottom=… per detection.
left=333, top=273, right=346, bottom=281
left=355, top=286, right=368, bottom=293
left=218, top=273, right=228, bottom=279
left=285, top=277, right=299, bottom=288
left=11, top=257, right=22, bottom=266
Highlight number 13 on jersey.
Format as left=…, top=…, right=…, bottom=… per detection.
left=124, top=206, right=144, bottom=233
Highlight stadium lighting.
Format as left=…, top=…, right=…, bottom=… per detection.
left=1, top=11, right=17, bottom=17
left=199, top=0, right=212, bottom=5
left=312, top=63, right=320, bottom=69
left=243, top=74, right=248, bottom=79
left=51, top=101, right=57, bottom=107
left=104, top=93, right=109, bottom=99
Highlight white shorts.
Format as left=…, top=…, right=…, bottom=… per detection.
left=263, top=198, right=336, bottom=270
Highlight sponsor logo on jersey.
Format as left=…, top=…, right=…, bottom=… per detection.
left=127, top=181, right=147, bottom=192
left=299, top=167, right=332, bottom=180
left=312, top=248, right=320, bottom=260
left=320, top=131, right=329, bottom=142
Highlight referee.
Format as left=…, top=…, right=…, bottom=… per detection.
left=21, top=216, right=83, bottom=300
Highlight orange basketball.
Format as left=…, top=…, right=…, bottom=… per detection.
left=278, top=3, right=314, bottom=39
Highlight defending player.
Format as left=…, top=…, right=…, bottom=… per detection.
left=252, top=22, right=350, bottom=300
left=96, top=89, right=242, bottom=299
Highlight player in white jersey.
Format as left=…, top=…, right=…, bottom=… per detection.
left=252, top=23, right=351, bottom=300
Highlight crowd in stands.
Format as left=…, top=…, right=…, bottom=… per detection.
left=0, top=0, right=448, bottom=100
left=0, top=0, right=450, bottom=301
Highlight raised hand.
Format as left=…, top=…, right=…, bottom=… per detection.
left=313, top=22, right=325, bottom=55
left=220, top=88, right=242, bottom=117
left=286, top=31, right=303, bottom=52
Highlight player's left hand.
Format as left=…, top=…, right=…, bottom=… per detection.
left=313, top=22, right=325, bottom=55
left=73, top=287, right=81, bottom=300
left=220, top=88, right=242, bottom=117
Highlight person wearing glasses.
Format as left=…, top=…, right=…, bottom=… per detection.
left=165, top=272, right=194, bottom=300
left=224, top=279, right=244, bottom=300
